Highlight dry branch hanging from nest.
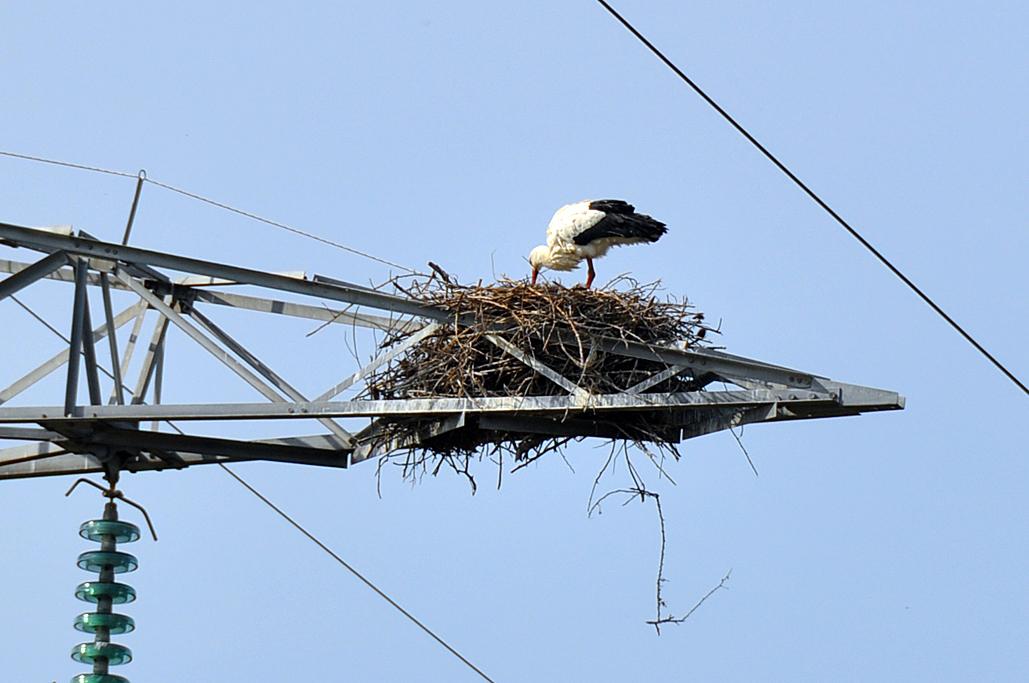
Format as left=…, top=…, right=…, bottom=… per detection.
left=361, top=277, right=719, bottom=485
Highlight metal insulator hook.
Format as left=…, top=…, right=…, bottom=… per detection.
left=65, top=478, right=158, bottom=541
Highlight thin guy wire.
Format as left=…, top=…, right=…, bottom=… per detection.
left=142, top=177, right=422, bottom=274
left=0, top=150, right=422, bottom=275
left=9, top=289, right=494, bottom=681
left=217, top=463, right=498, bottom=683
left=10, top=294, right=69, bottom=342
left=594, top=0, right=1026, bottom=395
left=9, top=296, right=139, bottom=399
left=0, top=150, right=136, bottom=178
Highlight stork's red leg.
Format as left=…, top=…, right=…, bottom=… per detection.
left=584, top=257, right=595, bottom=289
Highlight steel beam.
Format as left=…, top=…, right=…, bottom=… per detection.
left=0, top=431, right=358, bottom=480
left=476, top=413, right=634, bottom=439
left=0, top=451, right=162, bottom=479
left=112, top=304, right=149, bottom=404
left=0, top=386, right=889, bottom=423
left=314, top=322, right=440, bottom=402
left=64, top=259, right=89, bottom=416
left=0, top=301, right=144, bottom=406
left=118, top=271, right=290, bottom=405
left=191, top=289, right=415, bottom=332
left=0, top=441, right=69, bottom=467
left=120, top=271, right=356, bottom=448
left=351, top=413, right=467, bottom=463
left=99, top=274, right=126, bottom=405
left=188, top=307, right=355, bottom=448
left=0, top=251, right=68, bottom=301
left=49, top=424, right=348, bottom=468
left=625, top=364, right=689, bottom=395
left=131, top=308, right=169, bottom=404
left=592, top=337, right=817, bottom=389
left=675, top=405, right=777, bottom=440
left=78, top=279, right=103, bottom=405
left=151, top=329, right=165, bottom=429
left=485, top=333, right=591, bottom=400
left=0, top=446, right=75, bottom=475
left=0, top=222, right=445, bottom=320
left=0, top=258, right=415, bottom=332
left=0, top=426, right=63, bottom=441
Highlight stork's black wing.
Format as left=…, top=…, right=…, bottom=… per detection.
left=573, top=202, right=668, bottom=245
left=587, top=199, right=636, bottom=214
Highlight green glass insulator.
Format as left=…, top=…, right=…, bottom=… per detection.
left=70, top=641, right=132, bottom=666
left=79, top=520, right=141, bottom=544
left=77, top=550, right=138, bottom=574
left=75, top=581, right=136, bottom=605
left=74, top=611, right=135, bottom=634
left=71, top=673, right=130, bottom=683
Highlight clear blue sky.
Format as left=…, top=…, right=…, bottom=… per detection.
left=2, top=1, right=1026, bottom=681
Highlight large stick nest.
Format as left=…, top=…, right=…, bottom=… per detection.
left=362, top=277, right=719, bottom=486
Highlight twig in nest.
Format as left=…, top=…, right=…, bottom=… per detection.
left=587, top=446, right=730, bottom=634
left=428, top=261, right=454, bottom=284
left=591, top=484, right=731, bottom=633
left=647, top=570, right=732, bottom=634
left=730, top=421, right=759, bottom=478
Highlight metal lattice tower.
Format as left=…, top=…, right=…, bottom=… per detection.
left=0, top=221, right=903, bottom=678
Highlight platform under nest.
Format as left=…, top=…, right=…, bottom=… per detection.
left=362, top=277, right=719, bottom=486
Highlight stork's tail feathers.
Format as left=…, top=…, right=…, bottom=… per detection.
left=627, top=213, right=668, bottom=242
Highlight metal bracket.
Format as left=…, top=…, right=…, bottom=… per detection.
left=65, top=476, right=158, bottom=541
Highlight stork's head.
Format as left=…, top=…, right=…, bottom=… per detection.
left=528, top=245, right=550, bottom=285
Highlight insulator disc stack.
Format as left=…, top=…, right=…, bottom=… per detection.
left=71, top=503, right=139, bottom=683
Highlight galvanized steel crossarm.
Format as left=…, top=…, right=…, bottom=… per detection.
left=47, top=424, right=348, bottom=468
left=0, top=385, right=904, bottom=424
left=0, top=435, right=350, bottom=480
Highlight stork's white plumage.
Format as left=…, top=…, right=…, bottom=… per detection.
left=529, top=200, right=668, bottom=288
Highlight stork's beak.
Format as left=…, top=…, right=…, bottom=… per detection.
left=531, top=267, right=539, bottom=285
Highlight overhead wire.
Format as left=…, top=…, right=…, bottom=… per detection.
left=593, top=0, right=1026, bottom=395
left=218, top=463, right=498, bottom=683
left=0, top=150, right=422, bottom=275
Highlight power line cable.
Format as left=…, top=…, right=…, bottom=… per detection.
left=593, top=0, right=1026, bottom=395
left=0, top=150, right=421, bottom=275
left=217, top=463, right=498, bottom=683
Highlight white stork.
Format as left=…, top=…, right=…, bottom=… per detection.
left=529, top=200, right=668, bottom=288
